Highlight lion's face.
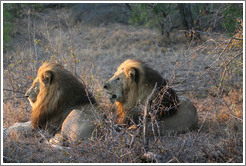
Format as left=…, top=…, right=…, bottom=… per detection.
left=103, top=71, right=125, bottom=103
left=25, top=78, right=40, bottom=106
left=104, top=67, right=138, bottom=103
left=25, top=69, right=53, bottom=107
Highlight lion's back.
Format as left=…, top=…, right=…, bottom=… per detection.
left=159, top=96, right=198, bottom=133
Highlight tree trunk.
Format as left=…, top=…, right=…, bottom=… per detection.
left=160, top=11, right=171, bottom=43
left=178, top=4, right=200, bottom=42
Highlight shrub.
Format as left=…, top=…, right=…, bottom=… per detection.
left=3, top=3, right=42, bottom=52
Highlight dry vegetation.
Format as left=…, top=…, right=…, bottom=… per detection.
left=2, top=4, right=243, bottom=163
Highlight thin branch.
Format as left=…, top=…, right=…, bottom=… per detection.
left=201, top=37, right=234, bottom=76
left=143, top=83, right=157, bottom=152
left=232, top=37, right=243, bottom=41
left=3, top=89, right=25, bottom=94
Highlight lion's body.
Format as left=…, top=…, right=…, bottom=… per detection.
left=159, top=96, right=198, bottom=132
left=60, top=106, right=96, bottom=143
left=23, top=63, right=96, bottom=144
left=104, top=59, right=198, bottom=132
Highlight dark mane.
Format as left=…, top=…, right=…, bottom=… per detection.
left=141, top=61, right=179, bottom=119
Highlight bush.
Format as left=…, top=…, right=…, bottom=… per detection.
left=128, top=3, right=243, bottom=40
left=3, top=4, right=15, bottom=51
left=3, top=3, right=42, bottom=52
left=128, top=4, right=179, bottom=42
left=222, top=4, right=243, bottom=35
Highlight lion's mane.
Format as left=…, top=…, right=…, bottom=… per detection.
left=105, top=59, right=179, bottom=124
left=31, top=63, right=96, bottom=133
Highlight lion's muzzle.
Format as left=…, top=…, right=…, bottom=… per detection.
left=110, top=94, right=117, bottom=103
left=103, top=83, right=109, bottom=90
left=103, top=83, right=118, bottom=103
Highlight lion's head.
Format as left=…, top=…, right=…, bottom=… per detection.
left=25, top=63, right=96, bottom=133
left=103, top=60, right=137, bottom=104
left=104, top=59, right=179, bottom=124
left=104, top=59, right=163, bottom=103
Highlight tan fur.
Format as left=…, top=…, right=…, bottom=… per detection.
left=115, top=102, right=126, bottom=123
left=24, top=62, right=96, bottom=144
left=104, top=59, right=198, bottom=132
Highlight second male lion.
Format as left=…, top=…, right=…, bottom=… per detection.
left=23, top=62, right=97, bottom=144
left=104, top=59, right=198, bottom=133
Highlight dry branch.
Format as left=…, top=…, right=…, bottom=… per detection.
left=143, top=83, right=157, bottom=152
left=142, top=151, right=163, bottom=163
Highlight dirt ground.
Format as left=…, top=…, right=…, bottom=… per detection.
left=2, top=4, right=243, bottom=163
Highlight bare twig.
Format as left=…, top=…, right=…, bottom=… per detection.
left=143, top=83, right=157, bottom=152
left=143, top=151, right=163, bottom=163
left=3, top=89, right=25, bottom=95
left=223, top=52, right=242, bottom=68
left=232, top=37, right=243, bottom=41
left=179, top=29, right=221, bottom=36
left=167, top=156, right=180, bottom=163
left=201, top=37, right=233, bottom=76
left=222, top=96, right=243, bottom=122
left=128, top=126, right=141, bottom=148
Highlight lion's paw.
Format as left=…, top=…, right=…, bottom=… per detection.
left=49, top=133, right=64, bottom=146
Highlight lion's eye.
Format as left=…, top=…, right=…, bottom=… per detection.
left=116, top=77, right=120, bottom=81
left=34, top=86, right=37, bottom=91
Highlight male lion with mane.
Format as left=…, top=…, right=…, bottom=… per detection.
left=104, top=59, right=198, bottom=133
left=7, top=63, right=97, bottom=145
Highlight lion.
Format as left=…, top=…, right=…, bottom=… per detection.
left=103, top=59, right=198, bottom=133
left=8, top=62, right=97, bottom=144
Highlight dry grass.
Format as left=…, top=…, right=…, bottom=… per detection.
left=2, top=5, right=243, bottom=163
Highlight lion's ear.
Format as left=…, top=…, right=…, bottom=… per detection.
left=128, top=68, right=138, bottom=82
left=128, top=68, right=135, bottom=78
left=41, top=71, right=53, bottom=87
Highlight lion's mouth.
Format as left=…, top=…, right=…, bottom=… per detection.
left=105, top=90, right=123, bottom=103
left=110, top=94, right=117, bottom=103
left=105, top=90, right=118, bottom=103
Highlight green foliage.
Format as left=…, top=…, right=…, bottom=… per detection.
left=129, top=3, right=243, bottom=37
left=222, top=4, right=243, bottom=35
left=128, top=4, right=147, bottom=25
left=3, top=3, right=42, bottom=52
left=3, top=4, right=15, bottom=51
left=129, top=4, right=176, bottom=29
left=128, top=4, right=178, bottom=41
left=190, top=3, right=243, bottom=35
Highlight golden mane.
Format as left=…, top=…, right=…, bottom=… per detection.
left=31, top=63, right=96, bottom=133
left=118, top=59, right=165, bottom=88
left=104, top=59, right=179, bottom=125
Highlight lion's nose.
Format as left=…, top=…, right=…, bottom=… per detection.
left=24, top=92, right=29, bottom=98
left=103, top=83, right=109, bottom=90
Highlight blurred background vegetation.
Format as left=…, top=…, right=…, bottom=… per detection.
left=3, top=3, right=243, bottom=51
left=128, top=3, right=243, bottom=41
left=3, top=3, right=42, bottom=51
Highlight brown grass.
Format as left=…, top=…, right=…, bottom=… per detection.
left=2, top=5, right=243, bottom=163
